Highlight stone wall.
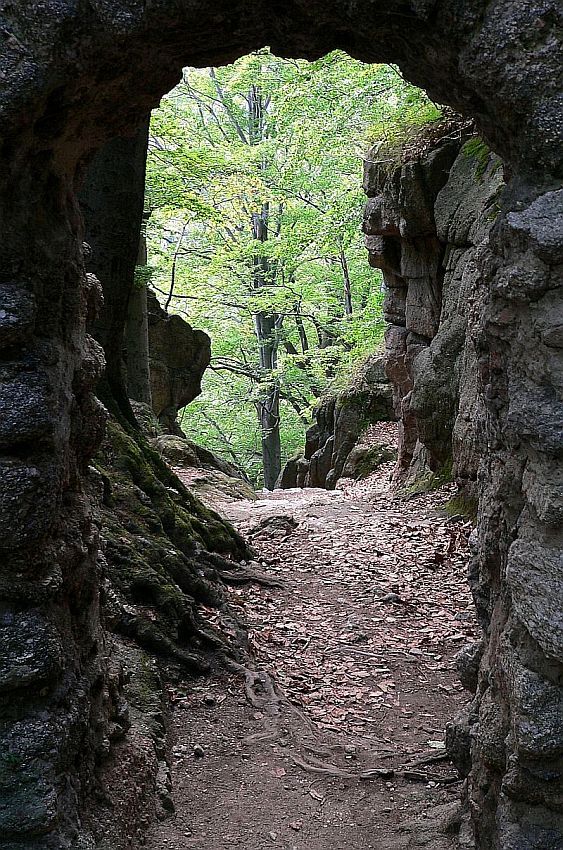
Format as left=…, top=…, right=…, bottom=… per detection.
left=0, top=2, right=561, bottom=848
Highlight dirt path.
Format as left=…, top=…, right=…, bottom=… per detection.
left=146, top=443, right=476, bottom=849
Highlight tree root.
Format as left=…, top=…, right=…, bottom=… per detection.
left=219, top=568, right=285, bottom=589
left=400, top=751, right=450, bottom=769
left=225, top=661, right=282, bottom=743
left=117, top=615, right=211, bottom=674
left=290, top=750, right=457, bottom=785
left=401, top=769, right=460, bottom=785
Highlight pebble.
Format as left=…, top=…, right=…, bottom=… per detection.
left=380, top=592, right=402, bottom=603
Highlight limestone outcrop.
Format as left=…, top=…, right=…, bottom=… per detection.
left=0, top=2, right=561, bottom=848
left=276, top=354, right=395, bottom=489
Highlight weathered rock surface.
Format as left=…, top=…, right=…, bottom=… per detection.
left=0, top=2, right=561, bottom=849
left=367, top=127, right=563, bottom=847
left=83, top=415, right=250, bottom=844
left=340, top=442, right=396, bottom=480
left=154, top=433, right=257, bottom=504
left=276, top=354, right=395, bottom=489
left=147, top=291, right=211, bottom=434
left=364, top=133, right=504, bottom=498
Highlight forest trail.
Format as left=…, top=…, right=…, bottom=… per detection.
left=146, top=431, right=476, bottom=850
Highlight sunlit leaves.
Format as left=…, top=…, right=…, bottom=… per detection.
left=146, top=50, right=437, bottom=482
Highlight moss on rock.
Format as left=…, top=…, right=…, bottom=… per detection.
left=400, top=457, right=454, bottom=498
left=94, top=416, right=250, bottom=673
left=341, top=444, right=397, bottom=479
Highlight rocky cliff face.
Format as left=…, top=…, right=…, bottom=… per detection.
left=365, top=130, right=563, bottom=847
left=0, top=2, right=561, bottom=849
left=364, top=133, right=504, bottom=503
left=87, top=412, right=250, bottom=846
left=146, top=291, right=211, bottom=434
left=277, top=354, right=395, bottom=489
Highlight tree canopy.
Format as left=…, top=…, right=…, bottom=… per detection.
left=144, top=50, right=441, bottom=484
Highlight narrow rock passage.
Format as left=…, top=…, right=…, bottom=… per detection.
left=147, top=431, right=477, bottom=849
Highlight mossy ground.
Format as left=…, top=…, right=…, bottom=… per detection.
left=443, top=493, right=478, bottom=522
left=95, top=417, right=250, bottom=673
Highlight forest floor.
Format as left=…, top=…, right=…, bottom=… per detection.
left=146, top=425, right=477, bottom=849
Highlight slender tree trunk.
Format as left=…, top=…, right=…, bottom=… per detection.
left=340, top=249, right=353, bottom=316
left=80, top=117, right=150, bottom=425
left=257, top=379, right=281, bottom=489
left=247, top=81, right=282, bottom=488
left=125, top=282, right=152, bottom=404
left=125, top=225, right=153, bottom=405
left=294, top=303, right=309, bottom=353
left=165, top=222, right=188, bottom=311
left=253, top=306, right=281, bottom=489
left=251, top=198, right=281, bottom=488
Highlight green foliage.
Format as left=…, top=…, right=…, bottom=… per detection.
left=133, top=264, right=155, bottom=288
left=363, top=66, right=442, bottom=155
left=146, top=51, right=439, bottom=484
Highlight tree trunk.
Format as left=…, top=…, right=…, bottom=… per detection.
left=294, top=303, right=309, bottom=353
left=340, top=249, right=353, bottom=316
left=125, top=225, right=153, bottom=406
left=251, top=199, right=282, bottom=488
left=80, top=117, right=150, bottom=425
left=258, top=380, right=281, bottom=489
left=248, top=78, right=282, bottom=488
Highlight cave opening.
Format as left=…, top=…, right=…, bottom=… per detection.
left=0, top=4, right=561, bottom=850
left=133, top=51, right=444, bottom=491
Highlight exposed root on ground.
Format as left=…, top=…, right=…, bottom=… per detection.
left=290, top=753, right=459, bottom=786
left=218, top=568, right=285, bottom=589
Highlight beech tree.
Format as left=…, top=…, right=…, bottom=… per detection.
left=144, top=51, right=440, bottom=484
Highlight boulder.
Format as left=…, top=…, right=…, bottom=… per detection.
left=276, top=354, right=395, bottom=490
left=147, top=291, right=211, bottom=433
left=341, top=443, right=396, bottom=479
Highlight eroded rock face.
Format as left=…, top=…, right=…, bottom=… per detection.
left=277, top=354, right=395, bottom=489
left=0, top=2, right=561, bottom=848
left=364, top=134, right=505, bottom=494
left=366, top=131, right=563, bottom=845
left=146, top=291, right=211, bottom=434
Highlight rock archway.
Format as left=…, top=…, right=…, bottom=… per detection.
left=0, top=2, right=561, bottom=848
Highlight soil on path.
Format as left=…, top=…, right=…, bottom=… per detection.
left=146, top=434, right=476, bottom=850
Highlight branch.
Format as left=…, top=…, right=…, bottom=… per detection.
left=208, top=68, right=249, bottom=144
left=166, top=222, right=188, bottom=311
